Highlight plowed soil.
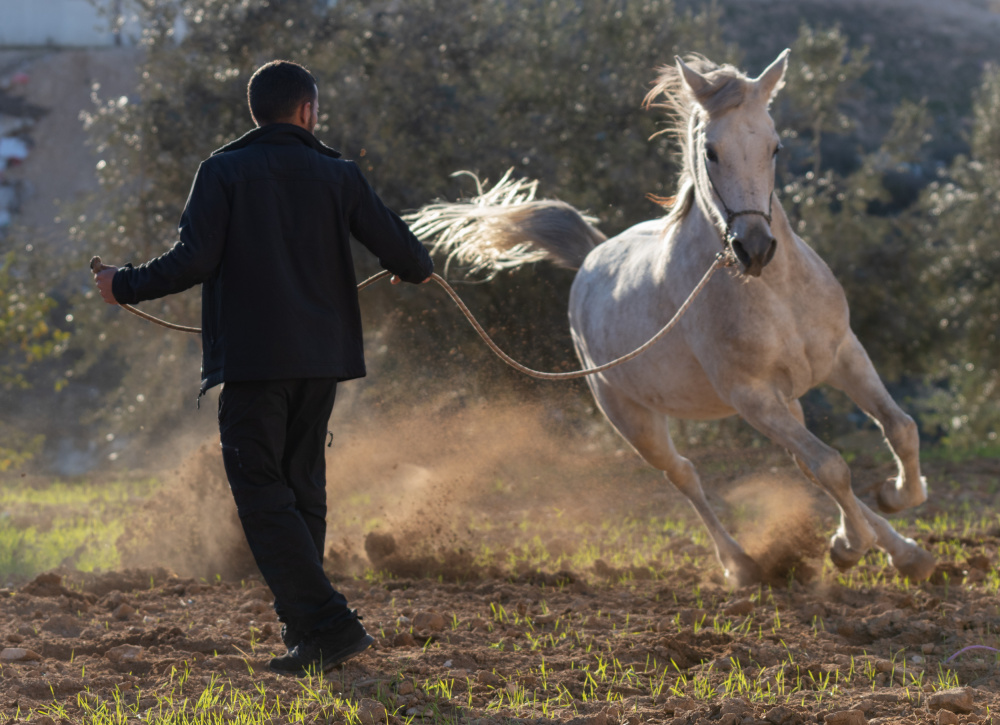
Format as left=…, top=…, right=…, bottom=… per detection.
left=2, top=403, right=999, bottom=725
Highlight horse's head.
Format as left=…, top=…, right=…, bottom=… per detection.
left=675, top=50, right=789, bottom=277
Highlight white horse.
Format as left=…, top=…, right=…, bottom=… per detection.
left=409, top=51, right=935, bottom=586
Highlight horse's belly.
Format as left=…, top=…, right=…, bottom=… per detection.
left=586, top=350, right=738, bottom=421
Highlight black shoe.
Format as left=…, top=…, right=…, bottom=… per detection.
left=268, top=615, right=374, bottom=677
left=280, top=622, right=306, bottom=649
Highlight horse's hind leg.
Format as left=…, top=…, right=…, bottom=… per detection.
left=592, top=386, right=761, bottom=587
left=731, top=388, right=877, bottom=570
left=827, top=331, right=926, bottom=514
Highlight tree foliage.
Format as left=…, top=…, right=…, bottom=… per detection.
left=0, top=250, right=68, bottom=469
left=69, top=0, right=731, bottom=441
left=40, top=0, right=1000, bottom=455
left=912, top=66, right=1000, bottom=447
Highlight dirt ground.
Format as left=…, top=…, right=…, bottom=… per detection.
left=1, top=404, right=999, bottom=724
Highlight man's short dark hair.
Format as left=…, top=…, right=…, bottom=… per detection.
left=247, top=60, right=317, bottom=125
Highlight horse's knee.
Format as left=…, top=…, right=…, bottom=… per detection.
left=811, top=450, right=851, bottom=497
left=886, top=413, right=919, bottom=457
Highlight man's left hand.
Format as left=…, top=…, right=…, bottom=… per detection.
left=390, top=275, right=432, bottom=285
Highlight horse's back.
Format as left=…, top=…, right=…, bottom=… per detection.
left=568, top=218, right=738, bottom=418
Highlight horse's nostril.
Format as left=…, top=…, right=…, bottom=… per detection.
left=763, top=238, right=777, bottom=266
left=731, top=240, right=752, bottom=268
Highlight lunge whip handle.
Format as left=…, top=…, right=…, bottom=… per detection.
left=88, top=255, right=202, bottom=334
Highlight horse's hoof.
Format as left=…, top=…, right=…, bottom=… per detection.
left=889, top=541, right=936, bottom=582
left=723, top=554, right=763, bottom=588
left=829, top=534, right=865, bottom=571
left=875, top=476, right=927, bottom=514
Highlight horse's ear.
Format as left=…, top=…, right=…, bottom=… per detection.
left=675, top=56, right=710, bottom=98
left=754, top=49, right=790, bottom=101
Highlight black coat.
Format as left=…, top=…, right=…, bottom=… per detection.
left=112, top=124, right=434, bottom=393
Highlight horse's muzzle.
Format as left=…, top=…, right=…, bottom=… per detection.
left=731, top=234, right=777, bottom=277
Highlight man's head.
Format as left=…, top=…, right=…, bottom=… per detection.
left=247, top=60, right=318, bottom=131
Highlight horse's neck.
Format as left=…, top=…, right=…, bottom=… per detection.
left=672, top=197, right=729, bottom=267
left=675, top=194, right=823, bottom=290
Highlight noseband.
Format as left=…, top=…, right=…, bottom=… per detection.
left=702, top=157, right=774, bottom=248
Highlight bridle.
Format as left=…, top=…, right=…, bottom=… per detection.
left=699, top=145, right=775, bottom=249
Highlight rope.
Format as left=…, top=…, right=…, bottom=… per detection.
left=93, top=253, right=731, bottom=381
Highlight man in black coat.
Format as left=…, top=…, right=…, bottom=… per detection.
left=94, top=60, right=434, bottom=676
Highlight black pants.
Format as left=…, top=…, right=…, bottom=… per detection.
left=218, top=378, right=350, bottom=633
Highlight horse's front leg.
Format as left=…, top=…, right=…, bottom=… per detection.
left=787, top=399, right=935, bottom=580
left=827, top=330, right=927, bottom=514
left=731, top=387, right=877, bottom=570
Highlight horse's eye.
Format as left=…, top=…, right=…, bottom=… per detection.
left=773, top=144, right=783, bottom=157
left=706, top=146, right=719, bottom=163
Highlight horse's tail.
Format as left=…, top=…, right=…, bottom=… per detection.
left=404, top=169, right=606, bottom=279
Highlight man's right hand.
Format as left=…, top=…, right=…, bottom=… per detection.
left=91, top=257, right=120, bottom=305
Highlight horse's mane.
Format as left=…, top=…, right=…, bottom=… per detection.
left=643, top=56, right=753, bottom=232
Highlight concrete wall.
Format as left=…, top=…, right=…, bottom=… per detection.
left=0, top=0, right=140, bottom=47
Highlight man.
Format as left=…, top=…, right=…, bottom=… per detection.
left=94, top=60, right=433, bottom=676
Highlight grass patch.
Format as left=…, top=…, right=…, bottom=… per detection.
left=0, top=476, right=160, bottom=584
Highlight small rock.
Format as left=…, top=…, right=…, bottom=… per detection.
left=397, top=680, right=415, bottom=695
left=392, top=632, right=416, bottom=647
left=927, top=687, right=974, bottom=714
left=105, top=644, right=143, bottom=663
left=32, top=716, right=56, bottom=725
left=921, top=643, right=936, bottom=654
left=824, top=710, right=867, bottom=725
left=357, top=698, right=386, bottom=725
left=113, top=603, right=136, bottom=621
left=966, top=554, right=992, bottom=571
left=719, top=698, right=752, bottom=717
left=477, top=670, right=501, bottom=686
left=678, top=608, right=707, bottom=626
left=765, top=704, right=800, bottom=724
left=412, top=611, right=446, bottom=631
left=873, top=658, right=894, bottom=673
left=662, top=696, right=697, bottom=716
left=239, top=599, right=270, bottom=615
left=5, top=633, right=23, bottom=644
left=936, top=710, right=959, bottom=725
left=0, top=647, right=42, bottom=662
left=724, top=599, right=755, bottom=617
left=43, top=613, right=83, bottom=638
left=21, top=572, right=68, bottom=598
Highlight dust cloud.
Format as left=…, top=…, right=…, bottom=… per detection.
left=117, top=390, right=831, bottom=587
left=724, top=471, right=828, bottom=585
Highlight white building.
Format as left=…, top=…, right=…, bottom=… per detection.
left=0, top=0, right=141, bottom=47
